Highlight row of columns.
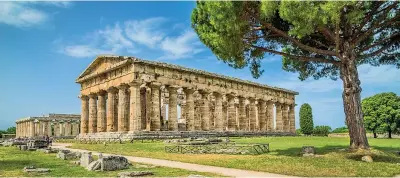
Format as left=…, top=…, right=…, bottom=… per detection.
left=16, top=120, right=80, bottom=138
left=80, top=82, right=296, bottom=134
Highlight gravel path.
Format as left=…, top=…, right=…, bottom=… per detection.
left=51, top=143, right=296, bottom=177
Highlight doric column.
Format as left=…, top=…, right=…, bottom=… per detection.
left=80, top=95, right=89, bottom=134
left=59, top=122, right=63, bottom=136
left=275, top=103, right=283, bottom=132
left=167, top=86, right=179, bottom=131
left=184, top=88, right=195, bottom=131
left=71, top=122, right=78, bottom=135
left=238, top=96, right=247, bottom=131
left=199, top=90, right=210, bottom=131
left=289, top=104, right=296, bottom=133
left=118, top=85, right=129, bottom=132
left=30, top=121, right=35, bottom=137
left=249, top=98, right=257, bottom=131
left=145, top=88, right=152, bottom=130
left=88, top=94, right=98, bottom=133
left=97, top=91, right=107, bottom=132
left=54, top=122, right=60, bottom=137
left=38, top=121, right=43, bottom=136
left=129, top=82, right=141, bottom=131
left=64, top=121, right=71, bottom=136
left=150, top=82, right=161, bottom=131
left=266, top=101, right=274, bottom=131
left=106, top=88, right=117, bottom=132
left=226, top=95, right=236, bottom=131
left=47, top=122, right=52, bottom=136
left=258, top=100, right=267, bottom=131
left=42, top=121, right=48, bottom=136
left=282, top=104, right=289, bottom=132
left=214, top=93, right=224, bottom=131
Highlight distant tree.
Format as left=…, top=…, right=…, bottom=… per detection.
left=191, top=1, right=400, bottom=149
left=299, top=103, right=314, bottom=135
left=362, top=92, right=400, bottom=138
left=331, top=126, right=349, bottom=133
left=0, top=130, right=5, bottom=138
left=6, top=127, right=16, bottom=134
left=295, top=128, right=303, bottom=135
left=313, top=125, right=332, bottom=136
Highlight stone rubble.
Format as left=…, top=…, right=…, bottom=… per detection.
left=118, top=171, right=154, bottom=177
left=23, top=166, right=50, bottom=173
left=361, top=155, right=373, bottom=163
left=80, top=152, right=94, bottom=167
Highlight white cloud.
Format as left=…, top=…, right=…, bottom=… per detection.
left=125, top=17, right=167, bottom=48
left=0, top=2, right=48, bottom=27
left=60, top=17, right=205, bottom=60
left=160, top=30, right=204, bottom=60
left=61, top=23, right=138, bottom=58
left=61, top=45, right=114, bottom=58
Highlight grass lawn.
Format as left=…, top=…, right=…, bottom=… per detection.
left=69, top=137, right=400, bottom=177
left=0, top=146, right=219, bottom=177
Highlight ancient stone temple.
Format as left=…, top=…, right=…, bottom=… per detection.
left=76, top=55, right=297, bottom=139
left=15, top=114, right=80, bottom=138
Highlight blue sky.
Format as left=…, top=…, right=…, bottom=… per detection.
left=1, top=1, right=399, bottom=130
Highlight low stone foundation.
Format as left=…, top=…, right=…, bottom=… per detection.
left=76, top=131, right=295, bottom=142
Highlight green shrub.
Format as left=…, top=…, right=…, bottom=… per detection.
left=313, top=126, right=332, bottom=136
left=295, top=129, right=302, bottom=135
left=331, top=126, right=349, bottom=133
left=299, top=103, right=314, bottom=135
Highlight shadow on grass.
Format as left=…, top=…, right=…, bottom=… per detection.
left=272, top=145, right=400, bottom=163
left=0, top=160, right=39, bottom=171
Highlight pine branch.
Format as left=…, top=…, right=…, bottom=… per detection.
left=251, top=45, right=340, bottom=65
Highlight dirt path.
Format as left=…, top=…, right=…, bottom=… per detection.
left=51, top=143, right=295, bottom=177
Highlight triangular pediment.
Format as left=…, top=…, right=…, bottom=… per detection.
left=76, top=55, right=130, bottom=82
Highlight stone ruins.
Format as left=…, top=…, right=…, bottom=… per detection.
left=76, top=55, right=298, bottom=139
left=16, top=113, right=80, bottom=138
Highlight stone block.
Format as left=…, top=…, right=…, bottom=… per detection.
left=361, top=155, right=373, bottom=163
left=57, top=150, right=80, bottom=160
left=302, top=146, right=315, bottom=154
left=100, top=156, right=130, bottom=171
left=118, top=171, right=153, bottom=177
left=80, top=152, right=94, bottom=167
left=87, top=160, right=101, bottom=171
left=23, top=166, right=50, bottom=173
left=20, top=145, right=28, bottom=151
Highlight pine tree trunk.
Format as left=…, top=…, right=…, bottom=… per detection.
left=388, top=129, right=392, bottom=139
left=373, top=131, right=377, bottom=138
left=339, top=49, right=370, bottom=149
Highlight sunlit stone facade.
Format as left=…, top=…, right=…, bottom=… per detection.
left=76, top=55, right=298, bottom=138
left=15, top=113, right=80, bottom=138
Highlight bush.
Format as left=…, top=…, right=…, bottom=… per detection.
left=313, top=126, right=332, bottom=136
left=331, top=126, right=349, bottom=133
left=299, top=103, right=314, bottom=135
left=295, top=129, right=302, bottom=135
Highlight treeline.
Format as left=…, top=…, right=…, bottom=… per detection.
left=0, top=126, right=16, bottom=138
